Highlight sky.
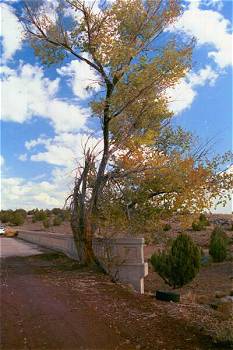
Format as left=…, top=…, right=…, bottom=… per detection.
left=0, top=0, right=232, bottom=212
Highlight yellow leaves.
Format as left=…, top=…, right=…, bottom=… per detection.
left=90, top=100, right=106, bottom=116
left=23, top=1, right=232, bottom=238
left=97, top=143, right=232, bottom=234
left=85, top=0, right=184, bottom=69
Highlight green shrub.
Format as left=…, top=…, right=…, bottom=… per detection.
left=151, top=233, right=201, bottom=289
left=51, top=208, right=63, bottom=216
left=0, top=210, right=26, bottom=226
left=211, top=320, right=233, bottom=348
left=10, top=212, right=25, bottom=226
left=53, top=216, right=63, bottom=226
left=163, top=224, right=172, bottom=231
left=209, top=227, right=228, bottom=262
left=27, top=209, right=35, bottom=215
left=192, top=221, right=205, bottom=231
left=11, top=215, right=23, bottom=226
left=32, top=210, right=47, bottom=222
left=0, top=210, right=13, bottom=223
left=15, top=209, right=27, bottom=218
left=192, top=213, right=210, bottom=231
left=43, top=218, right=50, bottom=229
left=199, top=213, right=210, bottom=226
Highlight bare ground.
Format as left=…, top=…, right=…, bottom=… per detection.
left=0, top=252, right=230, bottom=350
left=3, top=214, right=232, bottom=349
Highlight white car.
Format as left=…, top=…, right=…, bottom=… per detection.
left=0, top=226, right=5, bottom=235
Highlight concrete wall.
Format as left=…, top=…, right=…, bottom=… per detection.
left=18, top=230, right=148, bottom=294
left=18, top=230, right=79, bottom=259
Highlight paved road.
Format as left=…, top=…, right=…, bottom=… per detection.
left=0, top=237, right=45, bottom=258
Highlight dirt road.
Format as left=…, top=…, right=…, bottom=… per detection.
left=0, top=240, right=218, bottom=350
left=0, top=252, right=132, bottom=350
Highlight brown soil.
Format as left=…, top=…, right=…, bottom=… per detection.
left=0, top=253, right=229, bottom=350
left=17, top=214, right=233, bottom=240
left=144, top=260, right=232, bottom=304
left=143, top=214, right=233, bottom=305
left=17, top=218, right=73, bottom=235
left=3, top=214, right=232, bottom=349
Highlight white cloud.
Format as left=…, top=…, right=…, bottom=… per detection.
left=25, top=137, right=49, bottom=150
left=57, top=58, right=101, bottom=99
left=170, top=1, right=232, bottom=68
left=1, top=63, right=59, bottom=123
left=188, top=65, right=218, bottom=86
left=0, top=155, right=4, bottom=167
left=0, top=65, right=15, bottom=75
left=31, top=144, right=75, bottom=167
left=0, top=3, right=24, bottom=61
left=26, top=132, right=102, bottom=167
left=186, top=0, right=224, bottom=10
left=18, top=153, right=28, bottom=161
left=1, top=170, right=70, bottom=210
left=211, top=194, right=232, bottom=214
left=2, top=1, right=20, bottom=3
left=47, top=100, right=89, bottom=133
left=210, top=165, right=233, bottom=214
left=33, top=192, right=61, bottom=207
left=167, top=65, right=218, bottom=114
left=1, top=63, right=89, bottom=133
left=205, top=0, right=223, bottom=10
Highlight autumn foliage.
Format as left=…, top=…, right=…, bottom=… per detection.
left=21, top=0, right=232, bottom=264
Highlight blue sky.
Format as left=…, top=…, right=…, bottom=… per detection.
left=0, top=0, right=232, bottom=211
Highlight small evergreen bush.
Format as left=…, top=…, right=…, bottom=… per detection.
left=209, top=227, right=228, bottom=262
left=192, top=221, right=205, bottom=231
left=53, top=216, right=63, bottom=226
left=199, top=213, right=210, bottom=226
left=151, top=233, right=201, bottom=288
left=163, top=224, right=172, bottom=231
left=43, top=218, right=50, bottom=229
left=192, top=213, right=209, bottom=231
left=10, top=212, right=25, bottom=226
left=32, top=209, right=47, bottom=222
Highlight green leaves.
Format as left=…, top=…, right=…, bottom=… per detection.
left=209, top=227, right=228, bottom=262
left=151, top=233, right=201, bottom=288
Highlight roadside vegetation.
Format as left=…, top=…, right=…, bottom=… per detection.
left=209, top=226, right=228, bottom=262
left=0, top=208, right=70, bottom=228
left=151, top=233, right=201, bottom=289
left=0, top=209, right=27, bottom=226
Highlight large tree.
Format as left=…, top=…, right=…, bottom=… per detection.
left=21, top=0, right=232, bottom=264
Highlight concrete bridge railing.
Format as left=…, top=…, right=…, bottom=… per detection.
left=17, top=230, right=148, bottom=294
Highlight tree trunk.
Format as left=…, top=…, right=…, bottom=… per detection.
left=71, top=211, right=97, bottom=265
left=69, top=85, right=112, bottom=266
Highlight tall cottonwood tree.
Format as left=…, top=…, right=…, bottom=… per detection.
left=21, top=0, right=232, bottom=264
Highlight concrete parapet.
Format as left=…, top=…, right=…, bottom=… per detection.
left=18, top=230, right=79, bottom=259
left=18, top=231, right=148, bottom=293
left=92, top=237, right=148, bottom=293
